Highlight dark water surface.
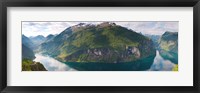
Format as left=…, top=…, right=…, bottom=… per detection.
left=34, top=50, right=176, bottom=71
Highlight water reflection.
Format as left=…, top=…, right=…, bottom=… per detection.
left=64, top=54, right=155, bottom=71
left=33, top=50, right=176, bottom=71
left=159, top=50, right=178, bottom=64
left=149, top=51, right=175, bottom=71
left=33, top=54, right=76, bottom=71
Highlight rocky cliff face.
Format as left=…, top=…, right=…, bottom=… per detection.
left=64, top=47, right=141, bottom=63
left=40, top=22, right=156, bottom=63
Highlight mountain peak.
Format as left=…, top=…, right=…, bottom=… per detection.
left=36, top=35, right=45, bottom=38
left=71, top=22, right=87, bottom=27
left=46, top=34, right=54, bottom=38
left=22, top=34, right=26, bottom=37
left=163, top=31, right=178, bottom=36
left=161, top=31, right=178, bottom=41
left=98, top=22, right=116, bottom=27
left=76, top=23, right=86, bottom=26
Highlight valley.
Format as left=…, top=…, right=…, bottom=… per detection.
left=22, top=22, right=178, bottom=71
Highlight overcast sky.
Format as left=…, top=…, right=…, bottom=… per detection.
left=22, top=21, right=178, bottom=37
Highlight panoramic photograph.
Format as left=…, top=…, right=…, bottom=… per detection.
left=22, top=21, right=178, bottom=71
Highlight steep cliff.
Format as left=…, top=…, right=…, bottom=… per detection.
left=159, top=31, right=178, bottom=64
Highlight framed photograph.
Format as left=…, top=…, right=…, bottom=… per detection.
left=0, top=0, right=200, bottom=93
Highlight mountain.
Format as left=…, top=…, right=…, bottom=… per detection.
left=38, top=23, right=85, bottom=56
left=22, top=35, right=36, bottom=50
left=22, top=44, right=36, bottom=60
left=158, top=31, right=178, bottom=64
left=144, top=34, right=160, bottom=49
left=22, top=35, right=47, bottom=71
left=159, top=31, right=178, bottom=53
left=29, top=35, right=46, bottom=46
left=46, top=34, right=54, bottom=40
left=22, top=59, right=47, bottom=71
left=22, top=44, right=47, bottom=71
left=40, top=22, right=156, bottom=63
left=45, top=34, right=55, bottom=42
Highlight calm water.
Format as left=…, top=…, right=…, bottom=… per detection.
left=33, top=50, right=176, bottom=71
left=148, top=51, right=176, bottom=71
left=33, top=54, right=76, bottom=71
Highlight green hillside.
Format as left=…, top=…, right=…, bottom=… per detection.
left=22, top=59, right=47, bottom=71
left=159, top=31, right=178, bottom=64
left=40, top=22, right=156, bottom=63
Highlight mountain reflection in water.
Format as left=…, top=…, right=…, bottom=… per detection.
left=33, top=50, right=176, bottom=71
left=149, top=51, right=176, bottom=71
left=33, top=54, right=76, bottom=71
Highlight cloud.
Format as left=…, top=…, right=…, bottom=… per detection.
left=22, top=21, right=178, bottom=37
left=22, top=22, right=73, bottom=37
left=115, top=22, right=178, bottom=35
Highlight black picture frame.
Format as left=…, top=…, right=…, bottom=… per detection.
left=0, top=0, right=200, bottom=93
